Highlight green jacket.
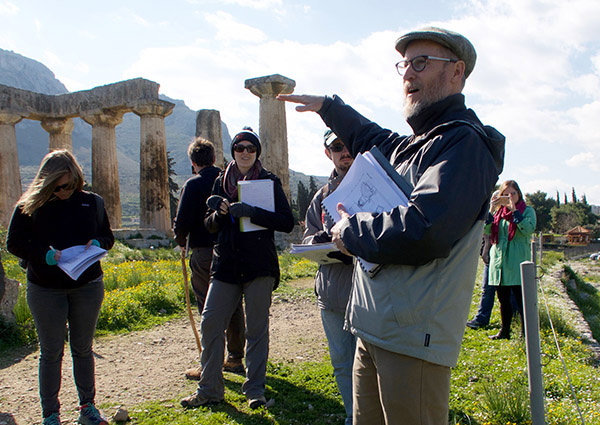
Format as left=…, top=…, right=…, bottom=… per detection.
left=488, top=206, right=536, bottom=286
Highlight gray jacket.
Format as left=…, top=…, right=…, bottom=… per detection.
left=302, top=171, right=353, bottom=313
left=319, top=93, right=505, bottom=367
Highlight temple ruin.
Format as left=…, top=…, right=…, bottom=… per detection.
left=0, top=73, right=296, bottom=232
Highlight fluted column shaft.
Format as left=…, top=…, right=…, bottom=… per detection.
left=133, top=102, right=174, bottom=233
left=0, top=113, right=23, bottom=227
left=196, top=109, right=224, bottom=169
left=41, top=117, right=74, bottom=152
left=244, top=74, right=296, bottom=199
left=81, top=110, right=124, bottom=229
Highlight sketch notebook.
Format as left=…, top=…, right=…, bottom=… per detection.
left=57, top=245, right=108, bottom=280
left=238, top=179, right=275, bottom=232
left=321, top=146, right=411, bottom=277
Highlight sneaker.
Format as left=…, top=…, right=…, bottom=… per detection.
left=78, top=403, right=108, bottom=425
left=248, top=395, right=266, bottom=410
left=43, top=412, right=61, bottom=425
left=180, top=391, right=223, bottom=408
left=223, top=358, right=245, bottom=374
left=466, top=319, right=485, bottom=329
left=185, top=365, right=202, bottom=380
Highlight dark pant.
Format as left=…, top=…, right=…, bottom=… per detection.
left=496, top=285, right=524, bottom=336
left=27, top=277, right=104, bottom=418
left=189, top=247, right=245, bottom=360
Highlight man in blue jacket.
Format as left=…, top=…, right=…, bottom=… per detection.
left=279, top=27, right=505, bottom=424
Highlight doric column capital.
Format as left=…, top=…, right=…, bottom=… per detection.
left=244, top=74, right=296, bottom=98
left=0, top=112, right=23, bottom=126
left=41, top=117, right=74, bottom=135
left=81, top=109, right=124, bottom=127
left=132, top=100, right=175, bottom=118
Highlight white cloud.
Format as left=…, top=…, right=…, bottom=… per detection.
left=132, top=14, right=151, bottom=28
left=0, top=1, right=17, bottom=15
left=521, top=164, right=550, bottom=176
left=116, top=0, right=600, bottom=202
left=566, top=152, right=600, bottom=171
left=220, top=0, right=282, bottom=9
left=204, top=11, right=267, bottom=43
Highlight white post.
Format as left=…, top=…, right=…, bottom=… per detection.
left=521, top=260, right=546, bottom=425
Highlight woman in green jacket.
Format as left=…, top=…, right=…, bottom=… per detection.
left=487, top=180, right=536, bottom=340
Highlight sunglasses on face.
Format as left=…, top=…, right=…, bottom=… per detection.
left=328, top=143, right=346, bottom=153
left=233, top=144, right=257, bottom=154
left=53, top=183, right=72, bottom=193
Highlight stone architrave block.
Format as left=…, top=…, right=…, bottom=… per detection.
left=0, top=278, right=20, bottom=323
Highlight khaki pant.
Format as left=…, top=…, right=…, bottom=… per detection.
left=353, top=338, right=451, bottom=425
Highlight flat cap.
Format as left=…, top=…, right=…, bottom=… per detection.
left=395, top=27, right=477, bottom=78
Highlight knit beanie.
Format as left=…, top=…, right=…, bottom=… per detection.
left=231, top=127, right=261, bottom=158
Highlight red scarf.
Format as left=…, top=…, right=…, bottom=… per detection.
left=490, top=199, right=526, bottom=244
left=223, top=159, right=263, bottom=199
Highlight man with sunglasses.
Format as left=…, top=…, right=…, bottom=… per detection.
left=302, top=129, right=355, bottom=425
left=279, top=27, right=505, bottom=424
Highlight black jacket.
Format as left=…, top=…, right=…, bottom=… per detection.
left=319, top=93, right=505, bottom=265
left=205, top=168, right=294, bottom=288
left=7, top=190, right=114, bottom=289
left=173, top=165, right=220, bottom=248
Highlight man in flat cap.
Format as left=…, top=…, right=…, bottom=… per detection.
left=279, top=27, right=505, bottom=424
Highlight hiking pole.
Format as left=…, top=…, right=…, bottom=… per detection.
left=181, top=248, right=202, bottom=357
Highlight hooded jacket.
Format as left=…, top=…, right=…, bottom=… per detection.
left=318, top=93, right=505, bottom=367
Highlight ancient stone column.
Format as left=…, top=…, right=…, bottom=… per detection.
left=0, top=113, right=23, bottom=227
left=196, top=109, right=224, bottom=169
left=41, top=117, right=74, bottom=152
left=244, top=74, right=295, bottom=199
left=133, top=101, right=174, bottom=233
left=81, top=110, right=124, bottom=229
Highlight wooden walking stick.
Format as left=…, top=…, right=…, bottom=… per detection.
left=181, top=248, right=202, bottom=356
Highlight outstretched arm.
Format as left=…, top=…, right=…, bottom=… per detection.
left=277, top=94, right=326, bottom=112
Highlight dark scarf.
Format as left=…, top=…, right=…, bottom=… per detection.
left=491, top=199, right=526, bottom=244
left=223, top=159, right=263, bottom=199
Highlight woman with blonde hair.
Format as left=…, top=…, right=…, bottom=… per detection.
left=7, top=150, right=114, bottom=425
left=486, top=179, right=536, bottom=340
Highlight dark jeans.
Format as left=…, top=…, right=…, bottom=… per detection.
left=496, top=285, right=524, bottom=336
left=27, top=277, right=104, bottom=418
left=472, top=264, right=520, bottom=326
left=189, top=247, right=245, bottom=360
left=473, top=264, right=494, bottom=325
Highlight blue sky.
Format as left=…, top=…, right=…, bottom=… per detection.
left=1, top=0, right=600, bottom=204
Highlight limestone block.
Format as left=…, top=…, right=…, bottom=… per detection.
left=0, top=277, right=20, bottom=323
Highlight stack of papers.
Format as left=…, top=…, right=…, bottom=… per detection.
left=321, top=146, right=411, bottom=277
left=290, top=242, right=342, bottom=265
left=57, top=245, right=108, bottom=280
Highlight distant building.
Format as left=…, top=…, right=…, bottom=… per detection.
left=566, top=226, right=592, bottom=245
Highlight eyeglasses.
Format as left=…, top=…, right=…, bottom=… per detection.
left=53, top=183, right=72, bottom=193
left=328, top=144, right=346, bottom=153
left=395, top=55, right=458, bottom=76
left=233, top=144, right=257, bottom=154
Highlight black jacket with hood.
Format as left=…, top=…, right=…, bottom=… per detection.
left=204, top=168, right=294, bottom=289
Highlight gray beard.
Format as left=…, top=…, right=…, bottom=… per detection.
left=403, top=70, right=450, bottom=119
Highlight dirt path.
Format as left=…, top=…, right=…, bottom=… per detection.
left=0, top=278, right=327, bottom=425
